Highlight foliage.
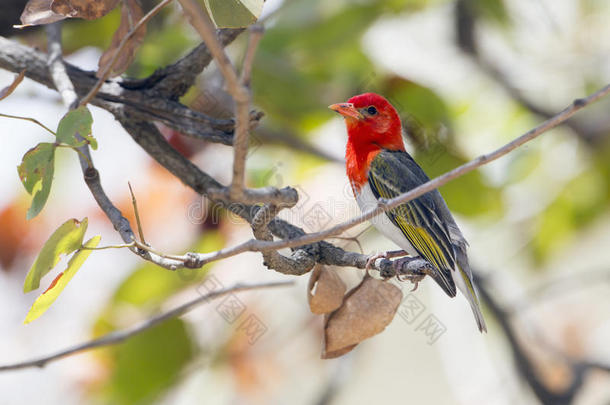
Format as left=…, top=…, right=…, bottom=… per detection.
left=16, top=106, right=96, bottom=219
left=2, top=0, right=610, bottom=403
left=17, top=142, right=56, bottom=220
left=24, top=235, right=100, bottom=323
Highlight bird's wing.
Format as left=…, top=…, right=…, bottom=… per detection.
left=368, top=149, right=457, bottom=297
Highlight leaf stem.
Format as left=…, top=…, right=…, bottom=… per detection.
left=128, top=182, right=147, bottom=245
left=80, top=242, right=136, bottom=251
left=0, top=112, right=56, bottom=135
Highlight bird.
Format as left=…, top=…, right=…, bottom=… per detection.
left=329, top=92, right=487, bottom=333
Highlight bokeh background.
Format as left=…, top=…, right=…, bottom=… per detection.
left=1, top=0, right=610, bottom=404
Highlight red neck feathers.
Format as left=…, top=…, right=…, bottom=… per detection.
left=339, top=93, right=405, bottom=192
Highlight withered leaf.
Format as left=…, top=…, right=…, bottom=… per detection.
left=308, top=265, right=346, bottom=314
left=322, top=276, right=402, bottom=358
left=0, top=70, right=26, bottom=101
left=321, top=343, right=358, bottom=359
left=51, top=0, right=121, bottom=20
left=96, top=0, right=146, bottom=78
left=322, top=311, right=357, bottom=359
left=18, top=0, right=65, bottom=27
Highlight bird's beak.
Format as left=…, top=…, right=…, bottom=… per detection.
left=328, top=103, right=364, bottom=120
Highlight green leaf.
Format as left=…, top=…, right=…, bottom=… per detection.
left=56, top=106, right=97, bottom=149
left=204, top=0, right=263, bottom=28
left=103, top=319, right=195, bottom=404
left=24, top=235, right=101, bottom=324
left=23, top=218, right=89, bottom=292
left=17, top=142, right=56, bottom=219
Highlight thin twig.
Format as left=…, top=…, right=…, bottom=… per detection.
left=186, top=83, right=610, bottom=261
left=176, top=0, right=243, bottom=97
left=328, top=224, right=375, bottom=254
left=124, top=83, right=610, bottom=270
left=0, top=36, right=245, bottom=146
left=132, top=239, right=190, bottom=262
left=128, top=182, right=147, bottom=245
left=0, top=281, right=293, bottom=371
left=78, top=0, right=174, bottom=108
left=81, top=242, right=136, bottom=250
left=142, top=28, right=244, bottom=98
left=14, top=24, right=610, bottom=279
left=45, top=22, right=184, bottom=271
left=0, top=112, right=56, bottom=135
left=251, top=204, right=315, bottom=275
left=177, top=0, right=256, bottom=201
left=111, top=80, right=610, bottom=278
left=0, top=69, right=25, bottom=101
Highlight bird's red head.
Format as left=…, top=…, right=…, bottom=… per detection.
left=330, top=93, right=405, bottom=191
left=329, top=92, right=405, bottom=152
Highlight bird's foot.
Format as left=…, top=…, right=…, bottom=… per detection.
left=365, top=251, right=387, bottom=270
left=365, top=249, right=408, bottom=270
left=400, top=272, right=425, bottom=291
left=393, top=256, right=426, bottom=290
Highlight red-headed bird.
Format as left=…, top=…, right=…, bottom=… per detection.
left=330, top=92, right=487, bottom=332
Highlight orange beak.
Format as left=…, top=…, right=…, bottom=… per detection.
left=329, top=102, right=364, bottom=120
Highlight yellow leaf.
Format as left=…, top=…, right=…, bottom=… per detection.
left=24, top=235, right=100, bottom=324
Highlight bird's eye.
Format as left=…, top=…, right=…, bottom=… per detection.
left=366, top=106, right=377, bottom=115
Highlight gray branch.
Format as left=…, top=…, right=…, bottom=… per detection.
left=0, top=35, right=243, bottom=145
left=45, top=22, right=184, bottom=270
left=128, top=28, right=244, bottom=99
left=0, top=281, right=292, bottom=371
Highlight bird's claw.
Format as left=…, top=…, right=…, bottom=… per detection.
left=367, top=252, right=425, bottom=291
left=365, top=250, right=389, bottom=270
left=394, top=260, right=425, bottom=290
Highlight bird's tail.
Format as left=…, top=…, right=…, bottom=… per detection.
left=455, top=266, right=487, bottom=333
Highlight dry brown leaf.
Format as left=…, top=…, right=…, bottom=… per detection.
left=321, top=311, right=357, bottom=359
left=96, top=0, right=146, bottom=78
left=321, top=343, right=358, bottom=359
left=51, top=0, right=120, bottom=20
left=18, top=0, right=65, bottom=27
left=308, top=265, right=346, bottom=314
left=322, top=276, right=402, bottom=357
left=0, top=70, right=26, bottom=101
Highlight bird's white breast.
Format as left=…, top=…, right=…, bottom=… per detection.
left=354, top=183, right=417, bottom=256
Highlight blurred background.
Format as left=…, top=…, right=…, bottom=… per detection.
left=1, top=0, right=610, bottom=404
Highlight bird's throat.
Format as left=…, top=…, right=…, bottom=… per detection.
left=345, top=140, right=381, bottom=193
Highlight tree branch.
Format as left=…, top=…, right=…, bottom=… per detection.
left=112, top=113, right=383, bottom=273
left=159, top=83, right=610, bottom=267
left=78, top=0, right=174, bottom=107
left=4, top=27, right=610, bottom=283
left=45, top=22, right=185, bottom=270
left=251, top=204, right=315, bottom=275
left=130, top=28, right=244, bottom=99
left=0, top=36, right=242, bottom=145
left=0, top=281, right=292, bottom=371
left=177, top=0, right=274, bottom=203
left=98, top=81, right=610, bottom=283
